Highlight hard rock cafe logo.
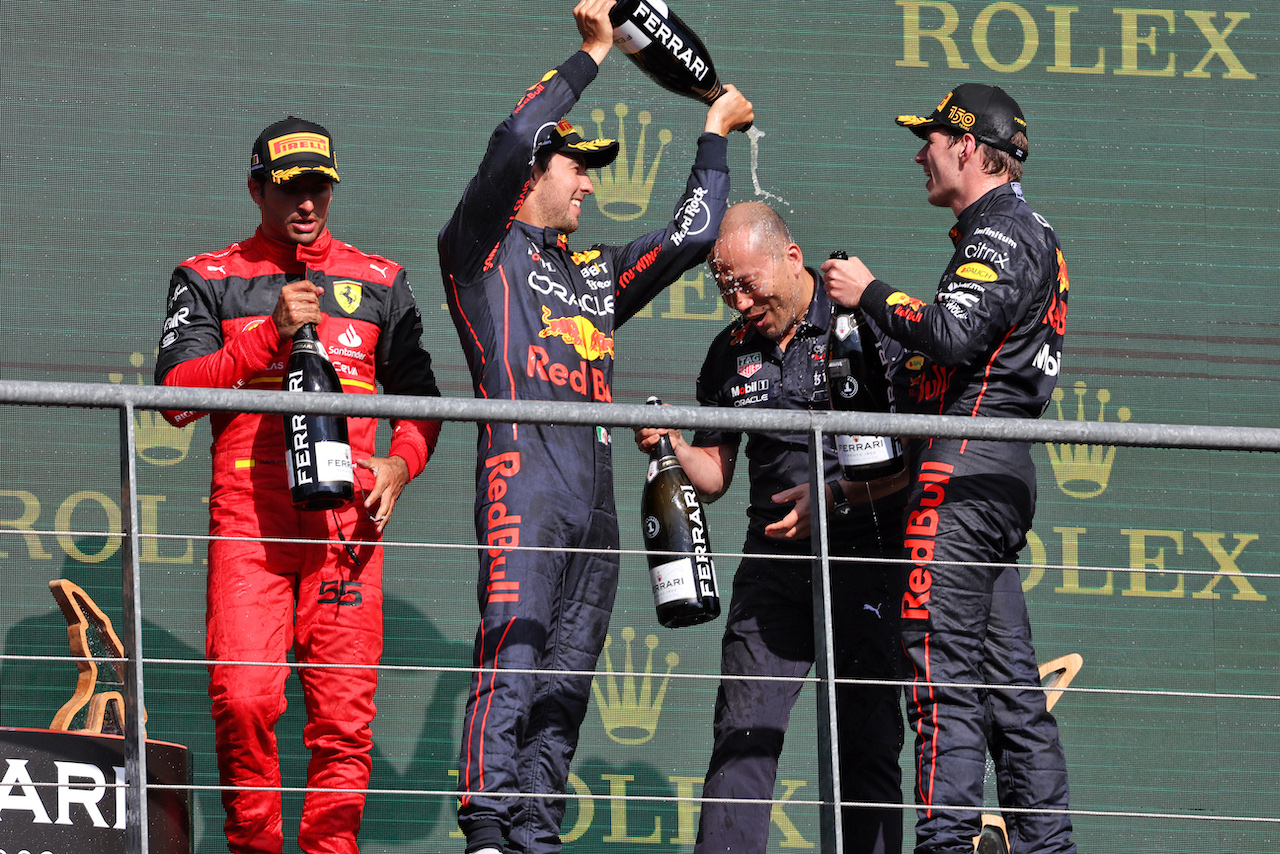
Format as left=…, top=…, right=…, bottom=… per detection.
left=1045, top=381, right=1131, bottom=499
left=592, top=626, right=679, bottom=745
left=583, top=103, right=673, bottom=222
left=108, top=351, right=195, bottom=466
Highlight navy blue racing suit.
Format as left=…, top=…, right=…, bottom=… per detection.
left=691, top=277, right=906, bottom=854
left=437, top=50, right=731, bottom=854
left=858, top=182, right=1076, bottom=854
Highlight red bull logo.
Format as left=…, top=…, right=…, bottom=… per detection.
left=1042, top=249, right=1069, bottom=335
left=902, top=460, right=954, bottom=620
left=886, top=291, right=928, bottom=323
left=538, top=305, right=615, bottom=361
left=910, top=364, right=953, bottom=405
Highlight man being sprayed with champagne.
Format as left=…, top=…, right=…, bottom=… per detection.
left=438, top=2, right=753, bottom=853
left=636, top=202, right=909, bottom=854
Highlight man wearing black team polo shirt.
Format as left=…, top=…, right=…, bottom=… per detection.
left=637, top=201, right=908, bottom=854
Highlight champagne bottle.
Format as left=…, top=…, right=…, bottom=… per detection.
left=610, top=0, right=725, bottom=105
left=825, top=252, right=906, bottom=481
left=640, top=397, right=720, bottom=628
left=283, top=323, right=354, bottom=510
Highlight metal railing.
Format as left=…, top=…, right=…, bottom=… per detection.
left=4, top=378, right=1280, bottom=854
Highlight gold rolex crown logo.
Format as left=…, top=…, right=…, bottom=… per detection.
left=592, top=626, right=679, bottom=745
left=109, top=351, right=195, bottom=466
left=583, top=103, right=672, bottom=222
left=1045, top=381, right=1130, bottom=499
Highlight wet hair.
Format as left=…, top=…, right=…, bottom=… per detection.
left=715, top=201, right=794, bottom=262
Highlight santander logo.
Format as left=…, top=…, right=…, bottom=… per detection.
left=338, top=325, right=362, bottom=348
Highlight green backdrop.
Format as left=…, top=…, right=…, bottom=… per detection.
left=3, top=2, right=1279, bottom=852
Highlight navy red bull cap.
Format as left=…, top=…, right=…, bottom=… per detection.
left=536, top=119, right=619, bottom=169
left=896, top=84, right=1028, bottom=162
left=250, top=116, right=341, bottom=184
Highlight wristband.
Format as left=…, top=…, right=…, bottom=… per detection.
left=828, top=480, right=852, bottom=518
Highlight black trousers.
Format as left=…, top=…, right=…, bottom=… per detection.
left=696, top=533, right=905, bottom=854
left=901, top=438, right=1076, bottom=854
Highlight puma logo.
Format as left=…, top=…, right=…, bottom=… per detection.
left=369, top=263, right=389, bottom=279
left=863, top=602, right=884, bottom=619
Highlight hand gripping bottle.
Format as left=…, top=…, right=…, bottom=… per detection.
left=640, top=397, right=720, bottom=627
left=610, top=0, right=726, bottom=105
left=825, top=252, right=906, bottom=481
left=283, top=323, right=354, bottom=509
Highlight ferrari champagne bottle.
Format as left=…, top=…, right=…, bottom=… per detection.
left=640, top=397, right=720, bottom=627
left=826, top=252, right=906, bottom=481
left=610, top=0, right=725, bottom=105
left=283, top=323, right=354, bottom=510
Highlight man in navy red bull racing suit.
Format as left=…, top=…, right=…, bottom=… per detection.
left=823, top=84, right=1078, bottom=854
left=436, top=3, right=753, bottom=853
left=156, top=116, right=442, bottom=854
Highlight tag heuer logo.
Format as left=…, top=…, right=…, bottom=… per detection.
left=834, top=314, right=853, bottom=341
left=737, top=353, right=762, bottom=378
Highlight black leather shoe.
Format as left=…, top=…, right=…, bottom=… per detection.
left=976, top=825, right=1010, bottom=854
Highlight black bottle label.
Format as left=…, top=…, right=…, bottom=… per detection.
left=645, top=483, right=716, bottom=607
left=640, top=398, right=720, bottom=626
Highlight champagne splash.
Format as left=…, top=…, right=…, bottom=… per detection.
left=745, top=126, right=792, bottom=212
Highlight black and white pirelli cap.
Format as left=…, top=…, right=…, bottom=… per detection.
left=896, top=84, right=1028, bottom=162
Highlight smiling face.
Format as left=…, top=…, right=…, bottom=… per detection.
left=517, top=152, right=594, bottom=233
left=710, top=226, right=813, bottom=349
left=249, top=172, right=333, bottom=246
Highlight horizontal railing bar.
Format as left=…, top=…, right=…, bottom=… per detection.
left=2, top=379, right=1279, bottom=451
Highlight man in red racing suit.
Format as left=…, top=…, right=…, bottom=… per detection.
left=155, top=116, right=442, bottom=854
left=437, top=3, right=752, bottom=852
left=823, top=85, right=1077, bottom=854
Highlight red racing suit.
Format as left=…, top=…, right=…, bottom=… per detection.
left=859, top=182, right=1076, bottom=853
left=155, top=227, right=441, bottom=854
left=438, top=50, right=730, bottom=854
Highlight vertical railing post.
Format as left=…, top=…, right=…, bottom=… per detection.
left=119, top=402, right=150, bottom=854
left=809, top=426, right=843, bottom=854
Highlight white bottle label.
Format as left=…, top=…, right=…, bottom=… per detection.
left=651, top=557, right=696, bottom=606
left=314, top=441, right=354, bottom=483
left=836, top=434, right=893, bottom=466
left=614, top=19, right=651, bottom=54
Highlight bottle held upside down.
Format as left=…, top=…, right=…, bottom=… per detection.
left=610, top=0, right=726, bottom=105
